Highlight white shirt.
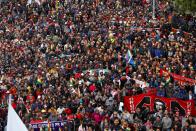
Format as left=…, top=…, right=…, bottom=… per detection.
left=189, top=94, right=192, bottom=100
left=57, top=107, right=64, bottom=114
left=78, top=124, right=85, bottom=131
left=0, top=85, right=7, bottom=90
left=119, top=102, right=124, bottom=112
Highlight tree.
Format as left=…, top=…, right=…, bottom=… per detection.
left=173, top=0, right=196, bottom=14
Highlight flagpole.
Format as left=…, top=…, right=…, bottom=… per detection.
left=152, top=0, right=155, bottom=19
left=8, top=94, right=12, bottom=106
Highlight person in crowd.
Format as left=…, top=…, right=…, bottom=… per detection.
left=182, top=122, right=192, bottom=131
left=186, top=115, right=196, bottom=127
left=153, top=116, right=162, bottom=130
left=162, top=113, right=172, bottom=131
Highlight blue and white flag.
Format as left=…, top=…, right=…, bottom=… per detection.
left=125, top=50, right=132, bottom=62
left=125, top=50, right=135, bottom=66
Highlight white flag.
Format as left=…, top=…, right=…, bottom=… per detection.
left=7, top=95, right=28, bottom=131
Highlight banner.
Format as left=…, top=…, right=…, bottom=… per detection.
left=124, top=93, right=196, bottom=116
left=124, top=92, right=156, bottom=113
left=160, top=69, right=196, bottom=84
left=170, top=72, right=196, bottom=84
left=29, top=121, right=72, bottom=129
left=154, top=96, right=195, bottom=116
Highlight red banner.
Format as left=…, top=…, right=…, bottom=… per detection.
left=124, top=93, right=196, bottom=116
left=170, top=72, right=196, bottom=84
left=124, top=91, right=156, bottom=113
left=160, top=69, right=196, bottom=84
left=124, top=93, right=154, bottom=113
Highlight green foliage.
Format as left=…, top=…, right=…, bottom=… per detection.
left=174, top=0, right=196, bottom=14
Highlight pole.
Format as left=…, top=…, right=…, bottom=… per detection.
left=152, top=0, right=155, bottom=19
left=8, top=94, right=12, bottom=106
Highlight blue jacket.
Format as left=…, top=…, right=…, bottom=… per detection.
left=157, top=88, right=166, bottom=97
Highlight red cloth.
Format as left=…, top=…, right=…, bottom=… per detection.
left=142, top=0, right=147, bottom=4
left=89, top=85, right=96, bottom=92
left=67, top=114, right=75, bottom=120
left=76, top=113, right=83, bottom=120
left=26, top=95, right=35, bottom=104
left=125, top=66, right=130, bottom=74
left=75, top=73, right=81, bottom=79
left=11, top=102, right=17, bottom=109
left=92, top=113, right=102, bottom=124
left=30, top=119, right=43, bottom=124
left=64, top=108, right=72, bottom=115
left=9, top=87, right=17, bottom=95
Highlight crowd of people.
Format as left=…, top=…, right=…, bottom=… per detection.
left=0, top=0, right=196, bottom=130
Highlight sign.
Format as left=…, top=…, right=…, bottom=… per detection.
left=124, top=93, right=196, bottom=116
